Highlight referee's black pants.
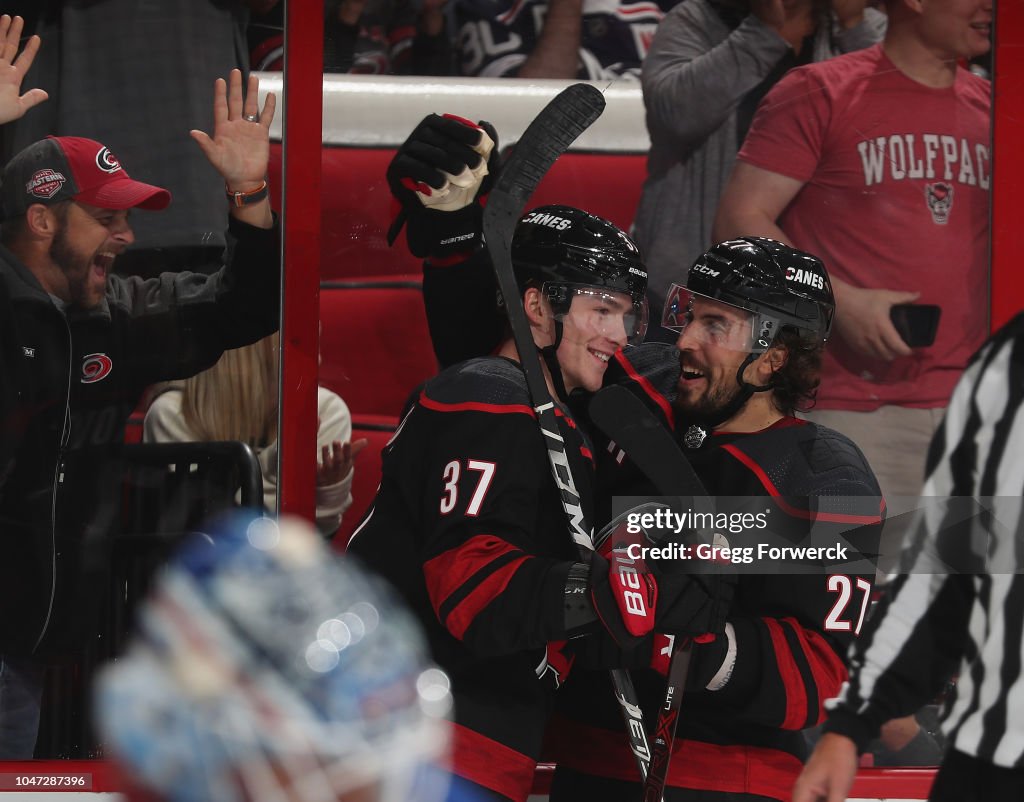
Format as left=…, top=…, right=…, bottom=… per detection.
left=930, top=750, right=1024, bottom=802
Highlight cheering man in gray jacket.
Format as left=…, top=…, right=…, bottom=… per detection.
left=0, top=16, right=279, bottom=760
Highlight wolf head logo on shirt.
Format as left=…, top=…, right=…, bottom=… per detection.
left=925, top=182, right=954, bottom=225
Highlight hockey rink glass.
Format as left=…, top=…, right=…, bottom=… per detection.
left=549, top=284, right=649, bottom=346
left=662, top=284, right=778, bottom=354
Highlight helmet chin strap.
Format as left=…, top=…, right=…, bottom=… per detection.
left=539, top=319, right=570, bottom=402
left=735, top=351, right=774, bottom=396
left=685, top=352, right=774, bottom=432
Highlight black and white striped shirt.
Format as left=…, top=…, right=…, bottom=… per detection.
left=824, top=311, right=1024, bottom=769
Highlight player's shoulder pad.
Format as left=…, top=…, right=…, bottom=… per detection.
left=420, top=356, right=532, bottom=413
left=606, top=342, right=678, bottom=411
left=732, top=420, right=883, bottom=498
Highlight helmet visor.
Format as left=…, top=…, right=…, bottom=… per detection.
left=547, top=284, right=648, bottom=346
left=662, top=283, right=780, bottom=354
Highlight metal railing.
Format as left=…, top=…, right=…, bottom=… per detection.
left=35, top=441, right=263, bottom=759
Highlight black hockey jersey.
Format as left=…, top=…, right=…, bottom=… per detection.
left=347, top=356, right=593, bottom=801
left=455, top=0, right=670, bottom=79
left=545, top=344, right=885, bottom=801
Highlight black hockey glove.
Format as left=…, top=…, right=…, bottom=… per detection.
left=386, top=113, right=500, bottom=260
left=649, top=543, right=735, bottom=639
left=589, top=504, right=735, bottom=647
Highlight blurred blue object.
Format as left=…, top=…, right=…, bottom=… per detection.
left=96, top=512, right=452, bottom=802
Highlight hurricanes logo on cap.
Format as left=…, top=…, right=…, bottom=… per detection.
left=95, top=147, right=122, bottom=174
left=81, top=353, right=113, bottom=384
left=26, top=169, right=67, bottom=199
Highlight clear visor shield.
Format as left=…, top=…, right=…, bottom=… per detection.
left=662, top=283, right=779, bottom=354
left=547, top=284, right=649, bottom=346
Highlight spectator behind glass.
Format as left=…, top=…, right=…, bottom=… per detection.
left=712, top=0, right=991, bottom=506
left=0, top=32, right=279, bottom=759
left=143, top=333, right=368, bottom=539
left=633, top=0, right=885, bottom=324
left=6, top=0, right=266, bottom=278
left=249, top=0, right=454, bottom=75
left=455, top=0, right=669, bottom=79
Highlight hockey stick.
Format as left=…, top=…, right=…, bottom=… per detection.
left=481, top=84, right=655, bottom=780
left=589, top=384, right=710, bottom=802
left=589, top=385, right=706, bottom=498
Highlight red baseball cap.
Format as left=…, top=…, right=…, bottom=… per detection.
left=1, top=136, right=171, bottom=219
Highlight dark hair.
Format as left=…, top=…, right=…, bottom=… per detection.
left=770, top=326, right=824, bottom=416
left=1, top=200, right=73, bottom=247
left=0, top=215, right=27, bottom=246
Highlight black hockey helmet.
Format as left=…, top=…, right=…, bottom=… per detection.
left=511, top=204, right=648, bottom=341
left=664, top=237, right=834, bottom=350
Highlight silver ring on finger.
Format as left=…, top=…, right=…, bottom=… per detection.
left=243, top=113, right=259, bottom=123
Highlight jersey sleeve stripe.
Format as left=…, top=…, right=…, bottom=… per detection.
left=799, top=626, right=850, bottom=712
left=613, top=349, right=675, bottom=428
left=777, top=617, right=848, bottom=728
left=423, top=534, right=532, bottom=639
left=436, top=550, right=526, bottom=623
left=763, top=617, right=809, bottom=730
left=419, top=393, right=536, bottom=418
left=445, top=556, right=531, bottom=640
left=424, top=533, right=521, bottom=609
left=495, top=0, right=528, bottom=25
left=778, top=618, right=820, bottom=727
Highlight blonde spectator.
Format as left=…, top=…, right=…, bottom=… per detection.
left=143, top=333, right=366, bottom=538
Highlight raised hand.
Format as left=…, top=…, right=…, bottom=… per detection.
left=751, top=0, right=815, bottom=52
left=0, top=15, right=48, bottom=126
left=830, top=0, right=868, bottom=30
left=191, top=69, right=276, bottom=192
left=317, top=438, right=369, bottom=487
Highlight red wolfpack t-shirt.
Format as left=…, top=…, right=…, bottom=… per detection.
left=738, top=44, right=991, bottom=410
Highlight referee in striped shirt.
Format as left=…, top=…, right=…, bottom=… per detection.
left=793, top=312, right=1024, bottom=802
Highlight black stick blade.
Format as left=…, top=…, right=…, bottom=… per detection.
left=483, top=83, right=606, bottom=250
left=589, top=384, right=707, bottom=498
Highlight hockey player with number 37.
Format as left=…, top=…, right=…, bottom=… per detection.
left=373, top=111, right=888, bottom=802
left=348, top=114, right=734, bottom=802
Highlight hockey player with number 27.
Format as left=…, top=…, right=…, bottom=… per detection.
left=347, top=114, right=734, bottom=802
left=375, top=112, right=887, bottom=802
left=545, top=242, right=888, bottom=802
